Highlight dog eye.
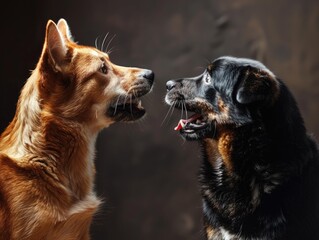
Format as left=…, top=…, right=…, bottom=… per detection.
left=99, top=62, right=108, bottom=74
left=204, top=73, right=211, bottom=84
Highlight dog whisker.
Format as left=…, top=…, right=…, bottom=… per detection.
left=123, top=93, right=129, bottom=109
left=161, top=100, right=176, bottom=127
left=170, top=101, right=177, bottom=117
left=130, top=94, right=133, bottom=117
left=184, top=101, right=188, bottom=119
left=94, top=36, right=100, bottom=49
left=101, top=33, right=109, bottom=52
left=180, top=100, right=184, bottom=120
left=132, top=89, right=138, bottom=99
left=113, top=95, right=121, bottom=116
left=105, top=34, right=116, bottom=54
left=106, top=46, right=117, bottom=55
left=166, top=100, right=178, bottom=124
left=161, top=105, right=173, bottom=126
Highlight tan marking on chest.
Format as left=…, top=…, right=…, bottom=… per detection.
left=217, top=132, right=233, bottom=171
left=206, top=225, right=216, bottom=239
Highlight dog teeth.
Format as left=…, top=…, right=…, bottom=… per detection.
left=137, top=99, right=142, bottom=108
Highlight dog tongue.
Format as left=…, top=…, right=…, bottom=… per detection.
left=174, top=114, right=202, bottom=131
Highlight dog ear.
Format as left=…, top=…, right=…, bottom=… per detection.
left=57, top=18, right=74, bottom=42
left=236, top=66, right=279, bottom=105
left=44, top=20, right=68, bottom=72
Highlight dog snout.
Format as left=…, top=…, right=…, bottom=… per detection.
left=166, top=80, right=178, bottom=91
left=142, top=70, right=155, bottom=84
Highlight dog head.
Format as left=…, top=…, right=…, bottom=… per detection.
left=34, top=19, right=154, bottom=132
left=165, top=56, right=280, bottom=140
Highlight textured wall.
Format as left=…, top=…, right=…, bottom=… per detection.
left=1, top=0, right=318, bottom=239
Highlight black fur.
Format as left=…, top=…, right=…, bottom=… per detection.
left=165, top=56, right=319, bottom=240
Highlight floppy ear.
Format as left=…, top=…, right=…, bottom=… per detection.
left=236, top=66, right=279, bottom=105
left=44, top=20, right=68, bottom=72
left=57, top=18, right=74, bottom=41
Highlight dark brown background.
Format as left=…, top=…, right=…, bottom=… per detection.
left=1, top=0, right=318, bottom=239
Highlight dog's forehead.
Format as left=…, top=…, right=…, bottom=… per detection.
left=74, top=46, right=109, bottom=59
left=71, top=47, right=110, bottom=70
left=80, top=48, right=99, bottom=56
left=76, top=47, right=101, bottom=58
left=213, top=56, right=275, bottom=77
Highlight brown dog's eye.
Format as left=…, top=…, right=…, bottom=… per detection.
left=100, top=62, right=108, bottom=74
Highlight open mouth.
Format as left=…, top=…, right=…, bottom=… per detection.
left=172, top=102, right=215, bottom=140
left=174, top=113, right=209, bottom=132
left=107, top=95, right=146, bottom=121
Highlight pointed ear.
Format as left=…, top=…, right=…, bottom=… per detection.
left=236, top=66, right=279, bottom=105
left=45, top=20, right=68, bottom=72
left=57, top=18, right=74, bottom=41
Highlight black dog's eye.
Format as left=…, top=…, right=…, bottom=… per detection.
left=99, top=62, right=108, bottom=74
left=204, top=72, right=211, bottom=84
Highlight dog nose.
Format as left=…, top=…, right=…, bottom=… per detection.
left=143, top=70, right=155, bottom=84
left=166, top=80, right=177, bottom=91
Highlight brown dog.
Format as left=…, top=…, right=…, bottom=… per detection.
left=0, top=19, right=154, bottom=239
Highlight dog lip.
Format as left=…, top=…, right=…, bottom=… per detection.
left=174, top=113, right=202, bottom=131
left=109, top=98, right=145, bottom=113
left=174, top=113, right=210, bottom=132
left=110, top=97, right=141, bottom=108
left=108, top=93, right=148, bottom=122
left=167, top=98, right=211, bottom=114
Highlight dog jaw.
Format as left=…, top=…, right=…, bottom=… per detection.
left=165, top=57, right=281, bottom=141
left=33, top=19, right=153, bottom=133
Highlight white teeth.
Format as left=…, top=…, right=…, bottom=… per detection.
left=137, top=100, right=142, bottom=108
left=181, top=121, right=185, bottom=128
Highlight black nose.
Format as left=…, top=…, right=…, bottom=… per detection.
left=166, top=80, right=177, bottom=91
left=143, top=70, right=155, bottom=84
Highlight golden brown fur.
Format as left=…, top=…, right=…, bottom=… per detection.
left=0, top=19, right=153, bottom=240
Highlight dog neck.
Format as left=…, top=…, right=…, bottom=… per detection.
left=0, top=70, right=98, bottom=200
left=202, top=125, right=236, bottom=172
left=202, top=123, right=267, bottom=173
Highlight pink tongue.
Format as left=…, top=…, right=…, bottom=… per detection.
left=174, top=114, right=202, bottom=131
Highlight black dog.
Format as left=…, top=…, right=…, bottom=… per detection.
left=165, top=56, right=319, bottom=240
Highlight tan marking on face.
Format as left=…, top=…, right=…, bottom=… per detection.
left=193, top=97, right=230, bottom=124
left=207, top=112, right=216, bottom=121
left=218, top=96, right=227, bottom=112
left=205, top=96, right=230, bottom=124
left=193, top=97, right=214, bottom=112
